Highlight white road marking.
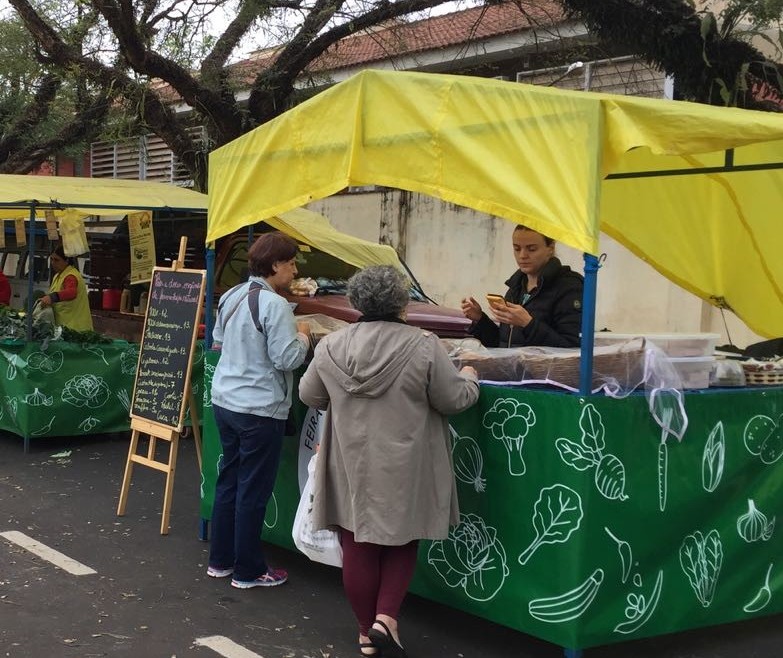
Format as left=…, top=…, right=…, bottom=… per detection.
left=0, top=530, right=97, bottom=576
left=194, top=636, right=264, bottom=658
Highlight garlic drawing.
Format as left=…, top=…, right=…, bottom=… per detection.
left=737, top=499, right=775, bottom=543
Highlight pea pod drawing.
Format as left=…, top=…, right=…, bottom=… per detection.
left=555, top=404, right=628, bottom=501
left=528, top=569, right=604, bottom=623
left=614, top=570, right=664, bottom=635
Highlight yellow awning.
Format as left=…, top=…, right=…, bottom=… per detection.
left=268, top=208, right=402, bottom=270
left=208, top=69, right=783, bottom=337
left=0, top=175, right=208, bottom=218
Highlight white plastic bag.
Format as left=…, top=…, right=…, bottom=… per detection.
left=292, top=453, right=342, bottom=568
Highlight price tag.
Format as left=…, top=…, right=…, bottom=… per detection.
left=14, top=219, right=26, bottom=247
left=45, top=211, right=60, bottom=241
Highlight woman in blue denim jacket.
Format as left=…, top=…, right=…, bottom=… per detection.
left=208, top=231, right=310, bottom=589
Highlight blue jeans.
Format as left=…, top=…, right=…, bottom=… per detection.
left=209, top=405, right=285, bottom=581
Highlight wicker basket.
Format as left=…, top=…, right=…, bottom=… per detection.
left=743, top=368, right=783, bottom=386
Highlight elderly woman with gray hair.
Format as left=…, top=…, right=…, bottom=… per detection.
left=299, top=265, right=479, bottom=658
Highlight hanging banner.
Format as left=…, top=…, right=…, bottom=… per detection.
left=14, top=219, right=25, bottom=247
left=128, top=211, right=156, bottom=284
left=44, top=211, right=59, bottom=241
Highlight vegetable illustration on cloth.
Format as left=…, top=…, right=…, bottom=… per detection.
left=120, top=347, right=139, bottom=376
left=31, top=416, right=55, bottom=436
left=604, top=527, right=633, bottom=584
left=528, top=569, right=604, bottom=623
left=116, top=389, right=131, bottom=411
left=5, top=352, right=21, bottom=380
left=85, top=345, right=109, bottom=367
left=744, top=414, right=783, bottom=464
left=555, top=404, right=628, bottom=501
left=702, top=421, right=725, bottom=493
left=203, top=362, right=216, bottom=407
left=482, top=398, right=536, bottom=476
left=79, top=417, right=101, bottom=432
left=650, top=388, right=687, bottom=511
left=4, top=396, right=17, bottom=421
left=61, top=374, right=111, bottom=408
left=264, top=493, right=279, bottom=529
left=744, top=563, right=774, bottom=613
left=427, top=513, right=509, bottom=602
left=27, top=350, right=63, bottom=374
left=450, top=426, right=485, bottom=492
left=614, top=570, right=664, bottom=635
left=22, top=388, right=53, bottom=407
left=737, top=499, right=775, bottom=542
left=518, top=484, right=583, bottom=565
left=679, top=529, right=723, bottom=607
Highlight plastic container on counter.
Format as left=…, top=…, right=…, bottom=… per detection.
left=670, top=356, right=715, bottom=389
left=594, top=332, right=720, bottom=358
left=102, top=288, right=122, bottom=311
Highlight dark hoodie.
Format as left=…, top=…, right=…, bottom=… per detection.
left=470, top=257, right=584, bottom=348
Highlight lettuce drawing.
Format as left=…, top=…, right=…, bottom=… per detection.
left=679, top=529, right=723, bottom=607
left=518, top=484, right=583, bottom=565
left=482, top=398, right=536, bottom=475
left=61, top=374, right=111, bottom=408
left=427, top=513, right=509, bottom=602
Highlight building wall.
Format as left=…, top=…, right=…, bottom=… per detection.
left=307, top=190, right=764, bottom=348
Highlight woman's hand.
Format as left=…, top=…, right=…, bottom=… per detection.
left=38, top=295, right=53, bottom=307
left=460, top=296, right=483, bottom=322
left=460, top=365, right=478, bottom=378
left=489, top=301, right=533, bottom=328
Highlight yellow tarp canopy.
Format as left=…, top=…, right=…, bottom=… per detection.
left=208, top=69, right=783, bottom=337
left=0, top=174, right=208, bottom=218
left=269, top=208, right=402, bottom=270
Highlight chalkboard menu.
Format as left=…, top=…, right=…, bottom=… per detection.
left=130, top=267, right=206, bottom=431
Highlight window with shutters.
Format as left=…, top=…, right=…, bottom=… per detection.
left=90, top=126, right=206, bottom=186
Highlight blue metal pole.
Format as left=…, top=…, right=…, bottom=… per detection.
left=205, top=245, right=215, bottom=349
left=578, top=253, right=601, bottom=395
left=25, top=204, right=37, bottom=341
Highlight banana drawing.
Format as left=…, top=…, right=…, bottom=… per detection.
left=744, top=563, right=773, bottom=613
left=528, top=569, right=604, bottom=623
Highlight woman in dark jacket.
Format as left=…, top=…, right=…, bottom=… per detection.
left=461, top=225, right=583, bottom=348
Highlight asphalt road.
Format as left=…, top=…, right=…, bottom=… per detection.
left=1, top=431, right=783, bottom=658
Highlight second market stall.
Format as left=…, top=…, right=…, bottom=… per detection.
left=0, top=175, right=209, bottom=450
left=204, top=70, right=783, bottom=655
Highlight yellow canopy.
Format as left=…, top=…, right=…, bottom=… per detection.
left=269, top=208, right=402, bottom=270
left=0, top=174, right=208, bottom=218
left=208, top=69, right=783, bottom=337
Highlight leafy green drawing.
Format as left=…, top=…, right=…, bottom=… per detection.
left=518, top=484, right=583, bottom=565
left=679, top=529, right=723, bottom=607
left=702, top=421, right=725, bottom=493
left=555, top=404, right=628, bottom=501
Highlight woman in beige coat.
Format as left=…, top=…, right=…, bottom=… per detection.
left=299, top=265, right=479, bottom=658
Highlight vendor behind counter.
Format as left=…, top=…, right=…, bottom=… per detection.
left=461, top=224, right=583, bottom=348
left=39, top=244, right=93, bottom=332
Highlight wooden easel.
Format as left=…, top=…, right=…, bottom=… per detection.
left=117, top=237, right=204, bottom=535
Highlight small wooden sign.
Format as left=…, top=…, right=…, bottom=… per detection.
left=14, top=219, right=25, bottom=247
left=44, top=211, right=60, bottom=241
left=117, top=237, right=204, bottom=535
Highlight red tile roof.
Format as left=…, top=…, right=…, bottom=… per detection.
left=230, top=1, right=563, bottom=82
left=156, top=2, right=563, bottom=101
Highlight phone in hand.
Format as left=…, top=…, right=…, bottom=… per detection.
left=486, top=294, right=507, bottom=307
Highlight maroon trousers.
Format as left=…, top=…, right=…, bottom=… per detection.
left=340, top=528, right=419, bottom=634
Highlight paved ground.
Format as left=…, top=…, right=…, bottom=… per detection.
left=2, top=431, right=783, bottom=658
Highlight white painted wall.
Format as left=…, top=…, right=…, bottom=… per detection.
left=307, top=190, right=766, bottom=349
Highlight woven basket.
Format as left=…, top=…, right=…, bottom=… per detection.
left=743, top=368, right=783, bottom=386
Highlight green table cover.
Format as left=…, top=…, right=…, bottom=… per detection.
left=199, top=354, right=783, bottom=651
left=0, top=340, right=205, bottom=445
